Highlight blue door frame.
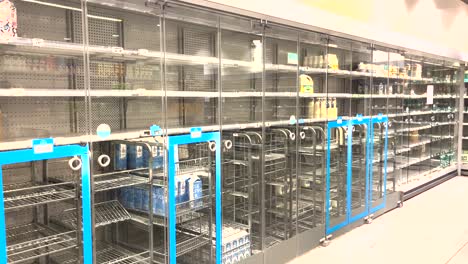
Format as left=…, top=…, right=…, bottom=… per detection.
left=326, top=115, right=388, bottom=235
left=167, top=130, right=222, bottom=264
left=0, top=142, right=92, bottom=264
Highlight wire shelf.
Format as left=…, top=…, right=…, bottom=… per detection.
left=176, top=157, right=210, bottom=176
left=6, top=223, right=76, bottom=264
left=95, top=173, right=148, bottom=192
left=52, top=243, right=150, bottom=264
left=154, top=233, right=211, bottom=258
left=130, top=210, right=203, bottom=227
left=54, top=200, right=131, bottom=229
left=4, top=182, right=75, bottom=211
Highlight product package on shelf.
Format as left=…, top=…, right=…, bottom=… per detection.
left=118, top=174, right=204, bottom=217
left=300, top=74, right=314, bottom=93
left=221, top=227, right=251, bottom=264
left=308, top=98, right=338, bottom=120
left=114, top=143, right=127, bottom=170
left=143, top=145, right=164, bottom=169
left=127, top=145, right=144, bottom=169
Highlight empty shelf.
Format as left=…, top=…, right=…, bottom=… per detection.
left=95, top=173, right=148, bottom=192
left=175, top=234, right=211, bottom=257
left=4, top=182, right=75, bottom=211
left=52, top=243, right=150, bottom=264
left=54, top=200, right=131, bottom=229
left=6, top=223, right=76, bottom=264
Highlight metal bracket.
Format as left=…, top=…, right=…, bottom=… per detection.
left=320, top=235, right=332, bottom=247
left=146, top=0, right=167, bottom=10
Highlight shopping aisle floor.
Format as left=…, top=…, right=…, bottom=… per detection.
left=289, top=176, right=468, bottom=264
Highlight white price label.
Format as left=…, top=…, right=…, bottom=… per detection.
left=32, top=38, right=44, bottom=47
left=112, top=47, right=124, bottom=54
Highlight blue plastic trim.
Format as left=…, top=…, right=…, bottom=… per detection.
left=168, top=132, right=221, bottom=264
left=0, top=144, right=91, bottom=264
left=327, top=220, right=348, bottom=235
left=325, top=125, right=331, bottom=235
left=0, top=169, right=5, bottom=264
left=346, top=121, right=352, bottom=225
left=349, top=210, right=369, bottom=224
left=326, top=116, right=388, bottom=234
left=81, top=152, right=93, bottom=264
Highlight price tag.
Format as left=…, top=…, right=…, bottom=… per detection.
left=32, top=138, right=54, bottom=154
left=112, top=47, right=124, bottom=54
left=356, top=114, right=363, bottom=122
left=289, top=115, right=297, bottom=125
left=32, top=38, right=44, bottom=47
left=138, top=49, right=149, bottom=56
left=150, top=125, right=162, bottom=136
left=97, top=124, right=111, bottom=139
left=427, top=85, right=434, bottom=105
left=190, top=127, right=202, bottom=138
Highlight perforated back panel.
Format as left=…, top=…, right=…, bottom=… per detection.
left=0, top=55, right=70, bottom=89
left=15, top=0, right=69, bottom=41
left=0, top=98, right=73, bottom=139
left=126, top=99, right=164, bottom=129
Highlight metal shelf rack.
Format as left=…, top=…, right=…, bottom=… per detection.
left=6, top=223, right=76, bottom=264
left=53, top=200, right=131, bottom=229
left=3, top=182, right=75, bottom=211
left=0, top=0, right=463, bottom=263
left=51, top=243, right=151, bottom=264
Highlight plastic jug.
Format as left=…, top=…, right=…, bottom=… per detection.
left=308, top=99, right=315, bottom=119
left=320, top=98, right=327, bottom=119
left=300, top=74, right=314, bottom=93
left=314, top=99, right=322, bottom=119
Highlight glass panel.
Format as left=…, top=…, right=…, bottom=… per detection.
left=263, top=24, right=298, bottom=244
left=327, top=125, right=348, bottom=230
left=0, top=0, right=86, bottom=145
left=220, top=14, right=261, bottom=260
left=327, top=36, right=352, bottom=118
left=164, top=6, right=219, bottom=131
left=172, top=141, right=215, bottom=264
left=350, top=122, right=367, bottom=218
left=389, top=51, right=410, bottom=192
left=372, top=46, right=395, bottom=194
left=297, top=31, right=328, bottom=236
left=0, top=0, right=88, bottom=262
left=5, top=157, right=83, bottom=263
left=83, top=1, right=163, bottom=263
left=371, top=121, right=388, bottom=206
left=429, top=60, right=458, bottom=173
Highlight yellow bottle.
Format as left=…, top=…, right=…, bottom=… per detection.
left=332, top=98, right=338, bottom=119
left=327, top=98, right=333, bottom=119
left=314, top=98, right=322, bottom=119
left=320, top=98, right=327, bottom=119
left=300, top=74, right=314, bottom=93
left=308, top=99, right=315, bottom=119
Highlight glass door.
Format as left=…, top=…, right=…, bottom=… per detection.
left=167, top=131, right=222, bottom=264
left=349, top=115, right=370, bottom=223
left=326, top=115, right=387, bottom=235
left=326, top=118, right=350, bottom=234
left=368, top=115, right=389, bottom=214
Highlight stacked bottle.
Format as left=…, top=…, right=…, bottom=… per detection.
left=308, top=98, right=338, bottom=119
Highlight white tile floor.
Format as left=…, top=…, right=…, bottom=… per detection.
left=289, top=176, right=468, bottom=264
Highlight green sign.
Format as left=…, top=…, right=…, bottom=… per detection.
left=287, top=52, right=298, bottom=65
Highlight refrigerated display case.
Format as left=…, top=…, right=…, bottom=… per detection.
left=0, top=0, right=464, bottom=264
